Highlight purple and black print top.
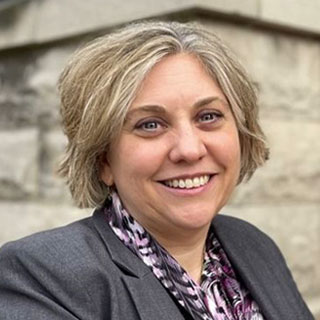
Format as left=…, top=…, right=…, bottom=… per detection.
left=105, top=192, right=264, bottom=320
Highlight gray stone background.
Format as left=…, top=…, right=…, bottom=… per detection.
left=0, top=0, right=319, bottom=318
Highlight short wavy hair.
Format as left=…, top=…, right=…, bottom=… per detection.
left=58, top=20, right=269, bottom=208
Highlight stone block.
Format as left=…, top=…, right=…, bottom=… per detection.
left=0, top=0, right=254, bottom=52
left=0, top=51, right=39, bottom=129
left=0, top=201, right=90, bottom=246
left=0, top=45, right=77, bottom=130
left=39, top=128, right=72, bottom=202
left=2, top=0, right=320, bottom=52
left=253, top=37, right=320, bottom=121
left=0, top=0, right=37, bottom=49
left=28, top=0, right=190, bottom=43
left=0, top=129, right=39, bottom=199
left=198, top=0, right=259, bottom=16
left=221, top=204, right=320, bottom=315
left=231, top=119, right=320, bottom=204
left=309, top=297, right=320, bottom=320
left=260, top=0, right=320, bottom=34
left=26, top=46, right=76, bottom=129
left=33, top=0, right=259, bottom=44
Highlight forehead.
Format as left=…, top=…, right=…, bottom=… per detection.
left=130, top=53, right=227, bottom=110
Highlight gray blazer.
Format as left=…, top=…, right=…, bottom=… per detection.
left=0, top=208, right=314, bottom=320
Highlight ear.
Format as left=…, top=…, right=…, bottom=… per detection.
left=99, top=152, right=114, bottom=186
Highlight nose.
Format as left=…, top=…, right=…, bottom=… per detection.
left=168, top=124, right=207, bottom=163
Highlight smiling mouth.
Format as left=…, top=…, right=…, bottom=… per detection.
left=160, top=175, right=212, bottom=189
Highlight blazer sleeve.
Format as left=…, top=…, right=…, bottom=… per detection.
left=0, top=231, right=101, bottom=320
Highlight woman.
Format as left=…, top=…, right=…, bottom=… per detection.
left=0, top=21, right=314, bottom=320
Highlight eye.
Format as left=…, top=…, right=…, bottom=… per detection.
left=134, top=118, right=166, bottom=135
left=198, top=111, right=222, bottom=123
left=137, top=120, right=159, bottom=131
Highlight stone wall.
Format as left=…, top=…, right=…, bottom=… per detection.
left=0, top=1, right=319, bottom=318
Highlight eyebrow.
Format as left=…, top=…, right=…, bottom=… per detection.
left=126, top=105, right=166, bottom=119
left=126, top=96, right=227, bottom=119
left=194, top=96, right=221, bottom=108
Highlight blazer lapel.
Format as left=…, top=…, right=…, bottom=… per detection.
left=92, top=208, right=185, bottom=320
left=122, top=274, right=185, bottom=320
left=212, top=214, right=311, bottom=320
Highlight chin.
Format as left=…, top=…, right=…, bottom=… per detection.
left=171, top=208, right=218, bottom=230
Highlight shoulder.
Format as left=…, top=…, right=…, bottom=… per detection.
left=0, top=213, right=118, bottom=285
left=213, top=214, right=283, bottom=257
left=0, top=215, right=106, bottom=268
left=0, top=215, right=115, bottom=319
left=214, top=214, right=272, bottom=240
left=214, top=213, right=262, bottom=232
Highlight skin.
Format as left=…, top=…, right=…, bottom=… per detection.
left=101, top=53, right=241, bottom=283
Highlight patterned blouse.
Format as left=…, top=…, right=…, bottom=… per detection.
left=105, top=192, right=264, bottom=320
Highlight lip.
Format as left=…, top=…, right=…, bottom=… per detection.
left=156, top=174, right=216, bottom=197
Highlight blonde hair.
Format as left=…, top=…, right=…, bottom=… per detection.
left=58, top=20, right=269, bottom=208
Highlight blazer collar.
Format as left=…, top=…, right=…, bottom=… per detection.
left=92, top=206, right=150, bottom=278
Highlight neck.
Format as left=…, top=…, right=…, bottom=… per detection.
left=152, top=227, right=209, bottom=284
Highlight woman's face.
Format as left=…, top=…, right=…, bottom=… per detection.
left=101, top=53, right=240, bottom=238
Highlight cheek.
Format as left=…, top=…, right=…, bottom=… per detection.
left=211, top=129, right=241, bottom=170
left=111, top=138, right=167, bottom=182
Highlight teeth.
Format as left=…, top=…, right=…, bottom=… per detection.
left=193, top=177, right=200, bottom=187
left=179, top=180, right=186, bottom=188
left=164, top=175, right=211, bottom=189
left=185, top=179, right=193, bottom=189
